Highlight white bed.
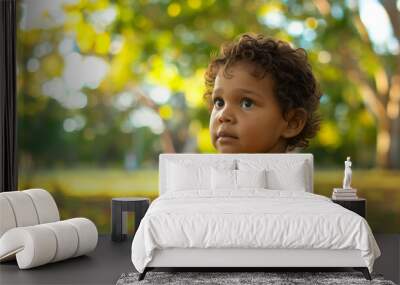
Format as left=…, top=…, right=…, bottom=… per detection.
left=131, top=154, right=380, bottom=281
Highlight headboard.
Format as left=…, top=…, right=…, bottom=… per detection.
left=159, top=153, right=314, bottom=195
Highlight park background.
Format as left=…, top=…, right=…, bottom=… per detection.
left=16, top=0, right=400, bottom=234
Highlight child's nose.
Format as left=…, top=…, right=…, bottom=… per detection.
left=218, top=106, right=234, bottom=123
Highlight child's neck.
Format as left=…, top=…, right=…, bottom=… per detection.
left=267, top=139, right=287, bottom=153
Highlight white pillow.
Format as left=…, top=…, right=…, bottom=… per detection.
left=167, top=160, right=235, bottom=192
left=238, top=159, right=308, bottom=191
left=267, top=161, right=307, bottom=191
left=167, top=162, right=209, bottom=191
left=236, top=169, right=267, bottom=189
left=211, top=168, right=268, bottom=190
left=266, top=171, right=306, bottom=191
left=211, top=168, right=236, bottom=190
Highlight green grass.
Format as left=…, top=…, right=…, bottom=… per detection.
left=19, top=168, right=159, bottom=198
left=19, top=168, right=400, bottom=234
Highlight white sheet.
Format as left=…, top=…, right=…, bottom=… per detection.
left=131, top=190, right=380, bottom=273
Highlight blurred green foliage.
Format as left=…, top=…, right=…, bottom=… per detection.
left=16, top=1, right=400, bottom=234
left=17, top=0, right=400, bottom=170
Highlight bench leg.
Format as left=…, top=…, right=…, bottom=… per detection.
left=354, top=267, right=371, bottom=280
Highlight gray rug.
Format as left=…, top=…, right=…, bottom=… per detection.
left=116, top=271, right=396, bottom=285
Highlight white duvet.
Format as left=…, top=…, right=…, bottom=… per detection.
left=131, top=190, right=380, bottom=273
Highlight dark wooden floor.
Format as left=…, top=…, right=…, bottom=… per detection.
left=0, top=234, right=399, bottom=285
left=0, top=235, right=134, bottom=285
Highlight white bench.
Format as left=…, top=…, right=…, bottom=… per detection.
left=0, top=189, right=98, bottom=269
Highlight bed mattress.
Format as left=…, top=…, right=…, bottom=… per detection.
left=131, top=190, right=380, bottom=273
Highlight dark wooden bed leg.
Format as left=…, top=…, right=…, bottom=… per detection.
left=138, top=267, right=148, bottom=281
left=362, top=268, right=372, bottom=280
left=354, top=267, right=371, bottom=280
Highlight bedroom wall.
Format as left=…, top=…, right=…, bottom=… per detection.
left=16, top=0, right=400, bottom=234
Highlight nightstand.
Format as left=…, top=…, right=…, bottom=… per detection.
left=111, top=197, right=150, bottom=242
left=332, top=198, right=366, bottom=218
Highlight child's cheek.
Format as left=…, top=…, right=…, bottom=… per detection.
left=209, top=110, right=216, bottom=128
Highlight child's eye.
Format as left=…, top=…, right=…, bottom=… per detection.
left=241, top=98, right=254, bottom=109
left=213, top=98, right=224, bottom=108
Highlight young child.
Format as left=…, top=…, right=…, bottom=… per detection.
left=204, top=33, right=322, bottom=153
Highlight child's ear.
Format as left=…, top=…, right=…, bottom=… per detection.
left=281, top=108, right=307, bottom=139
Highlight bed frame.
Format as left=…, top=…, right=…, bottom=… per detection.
left=138, top=154, right=371, bottom=281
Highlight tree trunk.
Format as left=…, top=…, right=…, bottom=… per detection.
left=376, top=119, right=391, bottom=169
left=389, top=115, right=400, bottom=168
left=382, top=0, right=400, bottom=169
left=377, top=116, right=400, bottom=169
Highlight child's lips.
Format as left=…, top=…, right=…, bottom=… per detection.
left=216, top=131, right=238, bottom=143
left=217, top=136, right=238, bottom=144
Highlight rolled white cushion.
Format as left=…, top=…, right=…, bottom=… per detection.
left=42, top=221, right=79, bottom=262
left=0, top=189, right=60, bottom=239
left=0, top=226, right=57, bottom=269
left=0, top=192, right=39, bottom=227
left=0, top=218, right=98, bottom=269
left=65, top=218, right=98, bottom=257
left=24, top=189, right=60, bottom=223
left=0, top=196, right=17, bottom=237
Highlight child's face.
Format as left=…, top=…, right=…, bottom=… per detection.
left=209, top=61, right=289, bottom=153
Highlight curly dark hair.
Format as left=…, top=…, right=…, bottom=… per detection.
left=204, top=33, right=322, bottom=151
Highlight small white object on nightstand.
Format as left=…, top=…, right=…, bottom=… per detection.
left=332, top=157, right=358, bottom=200
left=343, top=156, right=352, bottom=190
